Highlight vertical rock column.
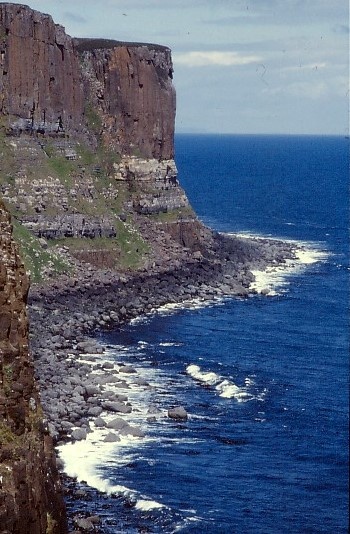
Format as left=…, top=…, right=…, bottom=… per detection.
left=0, top=199, right=67, bottom=533
left=0, top=3, right=84, bottom=133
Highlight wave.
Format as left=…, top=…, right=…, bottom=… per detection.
left=231, top=234, right=329, bottom=296
left=186, top=364, right=264, bottom=402
left=135, top=499, right=166, bottom=511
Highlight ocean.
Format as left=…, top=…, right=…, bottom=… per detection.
left=60, top=134, right=349, bottom=533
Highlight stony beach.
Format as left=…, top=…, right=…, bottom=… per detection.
left=25, top=232, right=302, bottom=531
left=29, top=233, right=296, bottom=445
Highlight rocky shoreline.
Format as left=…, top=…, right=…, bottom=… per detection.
left=29, top=233, right=296, bottom=445
left=27, top=232, right=297, bottom=531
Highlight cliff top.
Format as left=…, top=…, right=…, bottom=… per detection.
left=0, top=3, right=170, bottom=52
left=74, top=38, right=170, bottom=53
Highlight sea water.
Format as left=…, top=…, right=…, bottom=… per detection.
left=61, top=135, right=349, bottom=533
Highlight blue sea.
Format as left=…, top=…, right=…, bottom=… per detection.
left=61, top=135, right=349, bottom=533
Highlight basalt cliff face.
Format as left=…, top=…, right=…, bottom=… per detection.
left=0, top=200, right=66, bottom=533
left=76, top=38, right=175, bottom=160
left=0, top=3, right=84, bottom=134
left=0, top=2, right=201, bottom=274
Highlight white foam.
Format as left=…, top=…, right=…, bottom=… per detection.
left=215, top=379, right=253, bottom=401
left=294, top=248, right=328, bottom=264
left=186, top=365, right=257, bottom=402
left=135, top=499, right=165, bottom=511
left=57, top=438, right=133, bottom=496
left=250, top=241, right=328, bottom=296
left=250, top=265, right=291, bottom=296
left=186, top=364, right=221, bottom=386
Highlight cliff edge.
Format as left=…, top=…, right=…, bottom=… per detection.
left=0, top=2, right=205, bottom=278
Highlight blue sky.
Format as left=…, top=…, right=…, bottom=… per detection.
left=8, top=1, right=349, bottom=135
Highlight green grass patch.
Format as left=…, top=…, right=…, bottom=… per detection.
left=114, top=218, right=149, bottom=269
left=84, top=103, right=103, bottom=134
left=50, top=218, right=149, bottom=270
left=0, top=422, right=18, bottom=446
left=47, top=156, right=76, bottom=186
left=12, top=220, right=70, bottom=282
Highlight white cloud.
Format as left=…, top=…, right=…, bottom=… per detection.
left=265, top=81, right=328, bottom=99
left=174, top=51, right=261, bottom=67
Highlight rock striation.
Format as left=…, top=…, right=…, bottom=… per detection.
left=0, top=3, right=84, bottom=134
left=0, top=199, right=67, bottom=532
left=76, top=38, right=176, bottom=160
left=0, top=3, right=190, bottom=253
left=0, top=5, right=175, bottom=161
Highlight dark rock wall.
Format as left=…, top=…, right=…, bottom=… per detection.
left=0, top=3, right=84, bottom=133
left=0, top=198, right=67, bottom=533
left=77, top=40, right=176, bottom=159
left=0, top=4, right=176, bottom=160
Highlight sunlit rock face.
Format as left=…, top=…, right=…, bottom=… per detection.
left=0, top=3, right=84, bottom=134
left=76, top=39, right=176, bottom=160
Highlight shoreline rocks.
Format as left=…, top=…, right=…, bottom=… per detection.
left=27, top=233, right=297, bottom=446
left=23, top=231, right=301, bottom=531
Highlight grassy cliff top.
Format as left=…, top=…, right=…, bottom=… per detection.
left=74, top=38, right=170, bottom=53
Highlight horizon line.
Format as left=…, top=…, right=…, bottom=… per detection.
left=174, top=131, right=348, bottom=137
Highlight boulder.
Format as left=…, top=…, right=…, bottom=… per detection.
left=106, top=417, right=128, bottom=430
left=119, top=365, right=137, bottom=374
left=87, top=406, right=103, bottom=417
left=74, top=517, right=95, bottom=531
left=168, top=406, right=188, bottom=421
left=94, top=417, right=106, bottom=427
left=76, top=340, right=103, bottom=354
left=102, top=401, right=132, bottom=414
left=104, top=432, right=120, bottom=443
left=71, top=428, right=87, bottom=441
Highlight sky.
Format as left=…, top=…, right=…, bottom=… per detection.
left=7, top=0, right=349, bottom=135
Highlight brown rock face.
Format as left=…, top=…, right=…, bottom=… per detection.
left=0, top=3, right=84, bottom=133
left=0, top=4, right=176, bottom=159
left=0, top=199, right=67, bottom=533
left=77, top=39, right=176, bottom=159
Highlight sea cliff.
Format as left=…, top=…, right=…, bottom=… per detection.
left=0, top=3, right=296, bottom=531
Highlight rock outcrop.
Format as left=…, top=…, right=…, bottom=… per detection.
left=0, top=199, right=67, bottom=532
left=0, top=5, right=175, bottom=161
left=76, top=39, right=176, bottom=160
left=0, top=3, right=84, bottom=134
left=0, top=3, right=193, bottom=259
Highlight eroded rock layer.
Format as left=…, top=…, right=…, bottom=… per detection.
left=0, top=5, right=175, bottom=162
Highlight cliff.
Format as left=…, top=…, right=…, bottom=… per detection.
left=76, top=38, right=175, bottom=160
left=0, top=199, right=66, bottom=533
left=0, top=3, right=84, bottom=134
left=0, top=4, right=209, bottom=531
left=0, top=3, right=174, bottom=159
left=0, top=2, right=201, bottom=275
